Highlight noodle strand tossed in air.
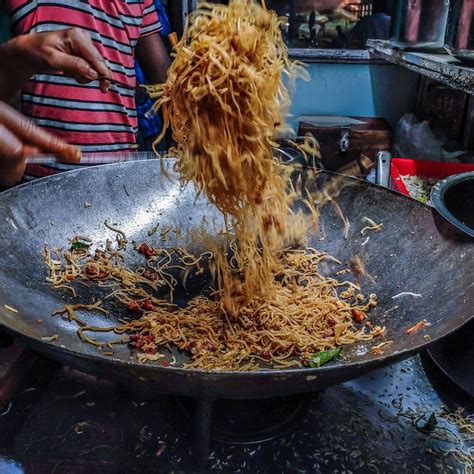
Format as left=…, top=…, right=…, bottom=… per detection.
left=148, top=0, right=309, bottom=310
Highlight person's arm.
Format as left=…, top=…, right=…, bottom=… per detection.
left=134, top=0, right=171, bottom=84
left=0, top=28, right=112, bottom=187
left=0, top=28, right=112, bottom=102
left=135, top=32, right=171, bottom=84
left=0, top=101, right=80, bottom=187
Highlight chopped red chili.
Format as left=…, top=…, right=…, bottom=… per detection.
left=137, top=243, right=156, bottom=258
left=351, top=309, right=366, bottom=323
left=85, top=265, right=96, bottom=276
left=261, top=351, right=271, bottom=360
left=142, top=270, right=158, bottom=282
left=141, top=299, right=154, bottom=311
left=127, top=300, right=140, bottom=312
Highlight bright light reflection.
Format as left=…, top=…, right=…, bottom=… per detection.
left=117, top=181, right=185, bottom=237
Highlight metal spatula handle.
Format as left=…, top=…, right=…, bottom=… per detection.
left=26, top=151, right=158, bottom=166
left=376, top=151, right=392, bottom=188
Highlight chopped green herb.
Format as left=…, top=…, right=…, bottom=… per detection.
left=70, top=241, right=91, bottom=251
left=308, top=347, right=342, bottom=368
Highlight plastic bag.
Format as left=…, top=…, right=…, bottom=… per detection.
left=393, top=114, right=464, bottom=162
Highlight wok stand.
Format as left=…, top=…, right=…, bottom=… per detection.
left=192, top=394, right=314, bottom=464
left=195, top=399, right=213, bottom=465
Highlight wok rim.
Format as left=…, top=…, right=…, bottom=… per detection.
left=0, top=315, right=473, bottom=380
left=0, top=160, right=472, bottom=379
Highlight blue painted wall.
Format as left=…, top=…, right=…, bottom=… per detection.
left=289, top=62, right=419, bottom=129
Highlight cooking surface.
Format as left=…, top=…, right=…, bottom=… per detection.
left=0, top=160, right=473, bottom=398
left=0, top=352, right=472, bottom=473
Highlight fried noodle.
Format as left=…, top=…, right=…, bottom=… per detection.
left=43, top=0, right=384, bottom=370
left=44, top=243, right=383, bottom=370
left=148, top=0, right=310, bottom=311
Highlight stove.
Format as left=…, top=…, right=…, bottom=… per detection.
left=0, top=333, right=472, bottom=473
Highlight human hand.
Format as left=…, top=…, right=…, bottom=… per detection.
left=13, top=28, right=112, bottom=91
left=0, top=101, right=80, bottom=188
left=0, top=28, right=112, bottom=100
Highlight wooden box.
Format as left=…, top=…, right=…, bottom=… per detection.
left=298, top=116, right=392, bottom=172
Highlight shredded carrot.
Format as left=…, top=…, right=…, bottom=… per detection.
left=405, top=320, right=426, bottom=334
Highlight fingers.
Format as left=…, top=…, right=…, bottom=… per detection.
left=8, top=29, right=112, bottom=92
left=64, top=28, right=112, bottom=90
left=0, top=102, right=81, bottom=163
left=22, top=145, right=42, bottom=156
left=0, top=123, right=24, bottom=163
left=71, top=74, right=110, bottom=94
left=0, top=124, right=26, bottom=187
left=51, top=51, right=100, bottom=81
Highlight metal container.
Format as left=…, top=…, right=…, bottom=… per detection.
left=445, top=0, right=474, bottom=61
left=389, top=0, right=450, bottom=51
left=430, top=171, right=474, bottom=237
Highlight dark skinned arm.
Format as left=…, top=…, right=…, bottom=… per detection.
left=0, top=28, right=112, bottom=186
left=0, top=28, right=112, bottom=102
left=0, top=101, right=80, bottom=187
left=135, top=32, right=171, bottom=85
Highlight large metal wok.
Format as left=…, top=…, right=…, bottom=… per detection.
left=0, top=159, right=472, bottom=399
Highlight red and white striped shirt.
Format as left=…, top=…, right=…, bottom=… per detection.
left=5, top=0, right=161, bottom=156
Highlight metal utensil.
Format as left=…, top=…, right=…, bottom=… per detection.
left=376, top=151, right=392, bottom=187
left=98, top=76, right=134, bottom=90
left=430, top=171, right=474, bottom=237
left=26, top=151, right=158, bottom=166
left=445, top=0, right=474, bottom=62
left=390, top=0, right=450, bottom=52
left=0, top=159, right=472, bottom=399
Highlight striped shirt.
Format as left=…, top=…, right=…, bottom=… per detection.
left=5, top=0, right=161, bottom=164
